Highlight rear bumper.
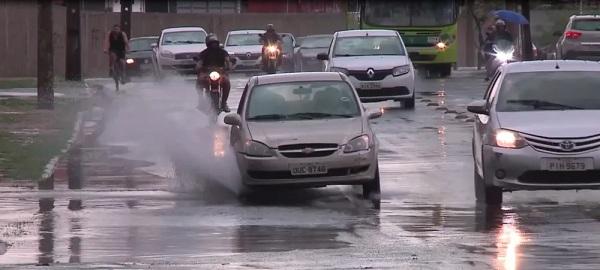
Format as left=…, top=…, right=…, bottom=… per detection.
left=347, top=72, right=415, bottom=102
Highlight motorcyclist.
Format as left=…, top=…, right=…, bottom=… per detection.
left=196, top=34, right=232, bottom=112
left=485, top=19, right=515, bottom=80
left=259, top=24, right=283, bottom=68
left=493, top=19, right=514, bottom=44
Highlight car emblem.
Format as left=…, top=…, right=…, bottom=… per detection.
left=246, top=52, right=252, bottom=58
left=559, top=140, right=576, bottom=151
left=366, top=68, right=375, bottom=78
left=302, top=148, right=315, bottom=154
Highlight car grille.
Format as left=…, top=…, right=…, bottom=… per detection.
left=409, top=52, right=436, bottom=62
left=278, top=143, right=338, bottom=158
left=522, top=133, right=600, bottom=154
left=235, top=53, right=261, bottom=60
left=348, top=69, right=391, bottom=81
left=518, top=170, right=600, bottom=184
left=174, top=53, right=197, bottom=60
left=356, top=87, right=410, bottom=98
left=247, top=166, right=369, bottom=180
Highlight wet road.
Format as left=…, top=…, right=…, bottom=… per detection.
left=1, top=71, right=600, bottom=269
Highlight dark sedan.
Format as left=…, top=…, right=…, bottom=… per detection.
left=294, top=34, right=333, bottom=72
left=126, top=36, right=158, bottom=77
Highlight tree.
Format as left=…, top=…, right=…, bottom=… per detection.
left=37, top=0, right=54, bottom=109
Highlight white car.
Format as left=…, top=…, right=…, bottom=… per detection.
left=224, top=30, right=265, bottom=71
left=318, top=30, right=416, bottom=108
left=224, top=72, right=382, bottom=207
left=468, top=60, right=600, bottom=205
left=153, top=27, right=207, bottom=75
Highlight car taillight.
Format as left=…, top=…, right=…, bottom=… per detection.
left=565, top=31, right=582, bottom=39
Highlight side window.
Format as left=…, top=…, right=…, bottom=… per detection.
left=237, top=84, right=249, bottom=115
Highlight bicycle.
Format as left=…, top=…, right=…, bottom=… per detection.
left=112, top=58, right=123, bottom=92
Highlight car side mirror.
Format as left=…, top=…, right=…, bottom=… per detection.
left=367, top=109, right=383, bottom=120
left=224, top=113, right=242, bottom=126
left=317, top=53, right=328, bottom=61
left=467, top=100, right=489, bottom=115
left=553, top=31, right=562, bottom=37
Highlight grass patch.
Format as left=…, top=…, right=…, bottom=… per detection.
left=0, top=78, right=37, bottom=89
left=0, top=98, right=82, bottom=181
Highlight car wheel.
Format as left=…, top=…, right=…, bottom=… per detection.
left=362, top=165, right=381, bottom=209
left=402, top=93, right=415, bottom=109
left=440, top=64, right=452, bottom=78
left=474, top=166, right=502, bottom=205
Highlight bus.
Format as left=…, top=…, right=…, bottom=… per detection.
left=351, top=0, right=461, bottom=77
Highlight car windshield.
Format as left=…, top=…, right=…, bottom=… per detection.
left=161, top=31, right=206, bottom=45
left=365, top=0, right=457, bottom=27
left=573, top=19, right=600, bottom=31
left=333, top=36, right=405, bottom=57
left=496, top=71, right=600, bottom=112
left=301, top=36, right=333, bottom=48
left=246, top=81, right=361, bottom=121
left=129, top=38, right=156, bottom=52
left=226, top=33, right=262, bottom=46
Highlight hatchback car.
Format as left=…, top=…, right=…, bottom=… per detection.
left=294, top=34, right=333, bottom=72
left=224, top=30, right=264, bottom=71
left=468, top=60, right=600, bottom=205
left=318, top=30, right=415, bottom=108
left=224, top=72, right=382, bottom=206
left=125, top=36, right=158, bottom=77
left=153, top=27, right=207, bottom=76
left=556, top=15, right=600, bottom=61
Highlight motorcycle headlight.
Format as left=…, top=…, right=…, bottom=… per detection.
left=493, top=129, right=527, bottom=149
left=160, top=50, right=174, bottom=58
left=343, top=135, right=370, bottom=153
left=330, top=67, right=349, bottom=75
left=244, top=141, right=274, bottom=157
left=392, top=65, right=411, bottom=76
left=209, top=71, right=220, bottom=81
left=126, top=58, right=134, bottom=64
left=267, top=45, right=279, bottom=53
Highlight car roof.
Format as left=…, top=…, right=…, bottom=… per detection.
left=161, top=27, right=206, bottom=33
left=253, top=72, right=345, bottom=85
left=503, top=60, right=600, bottom=73
left=130, top=36, right=158, bottom=40
left=335, top=29, right=398, bottom=37
left=570, top=15, right=600, bottom=20
left=228, top=30, right=264, bottom=35
left=301, top=34, right=333, bottom=39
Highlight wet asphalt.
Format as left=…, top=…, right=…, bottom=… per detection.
left=1, top=71, right=600, bottom=269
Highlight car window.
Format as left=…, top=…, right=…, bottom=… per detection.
left=301, top=36, right=333, bottom=48
left=246, top=81, right=360, bottom=121
left=333, top=36, right=405, bottom=57
left=496, top=71, right=600, bottom=112
left=161, top=31, right=206, bottom=45
left=226, top=34, right=262, bottom=46
left=238, top=84, right=249, bottom=115
left=129, top=38, right=156, bottom=52
left=572, top=19, right=600, bottom=31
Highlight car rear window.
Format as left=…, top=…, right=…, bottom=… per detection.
left=572, top=19, right=600, bottom=31
left=496, top=71, right=600, bottom=112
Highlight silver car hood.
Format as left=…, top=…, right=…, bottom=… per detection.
left=159, top=44, right=206, bottom=54
left=247, top=118, right=364, bottom=147
left=331, top=55, right=410, bottom=70
left=225, top=45, right=263, bottom=54
left=497, top=111, right=600, bottom=137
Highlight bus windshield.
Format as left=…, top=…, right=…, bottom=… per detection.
left=365, top=0, right=456, bottom=27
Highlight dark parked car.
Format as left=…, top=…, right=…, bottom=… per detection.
left=294, top=34, right=333, bottom=72
left=126, top=36, right=158, bottom=77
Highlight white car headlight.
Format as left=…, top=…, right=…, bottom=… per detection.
left=244, top=140, right=274, bottom=157
left=126, top=58, right=134, bottom=64
left=493, top=129, right=527, bottom=149
left=160, top=50, right=174, bottom=58
left=343, top=135, right=370, bottom=153
left=330, top=67, right=349, bottom=75
left=392, top=65, right=411, bottom=76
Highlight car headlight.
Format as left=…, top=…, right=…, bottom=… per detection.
left=244, top=140, right=274, bottom=157
left=160, top=50, right=174, bottom=58
left=343, top=135, right=370, bottom=153
left=493, top=129, right=527, bottom=149
left=330, top=67, right=349, bottom=75
left=126, top=58, right=134, bottom=64
left=435, top=41, right=448, bottom=50
left=392, top=65, right=411, bottom=76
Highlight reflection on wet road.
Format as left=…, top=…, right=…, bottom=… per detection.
left=1, top=72, right=600, bottom=269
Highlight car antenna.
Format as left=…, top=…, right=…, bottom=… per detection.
left=555, top=60, right=560, bottom=69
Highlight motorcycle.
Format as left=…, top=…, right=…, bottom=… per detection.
left=262, top=42, right=281, bottom=74
left=196, top=67, right=226, bottom=123
left=485, top=40, right=516, bottom=78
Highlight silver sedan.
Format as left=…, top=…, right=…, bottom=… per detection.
left=468, top=60, right=600, bottom=205
left=224, top=72, right=382, bottom=207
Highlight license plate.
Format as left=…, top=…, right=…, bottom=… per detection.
left=427, top=36, right=440, bottom=43
left=541, top=158, right=594, bottom=171
left=360, top=82, right=382, bottom=90
left=290, top=164, right=328, bottom=176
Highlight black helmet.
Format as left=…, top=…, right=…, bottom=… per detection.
left=205, top=34, right=219, bottom=46
left=266, top=24, right=275, bottom=31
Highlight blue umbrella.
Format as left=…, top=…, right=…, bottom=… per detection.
left=494, top=10, right=529, bottom=25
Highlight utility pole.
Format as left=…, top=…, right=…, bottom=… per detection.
left=521, top=0, right=534, bottom=61
left=120, top=0, right=133, bottom=38
left=65, top=0, right=81, bottom=81
left=37, top=0, right=54, bottom=110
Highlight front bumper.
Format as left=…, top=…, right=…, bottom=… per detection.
left=231, top=55, right=262, bottom=70
left=347, top=72, right=415, bottom=102
left=159, top=57, right=196, bottom=73
left=482, top=145, right=600, bottom=191
left=237, top=148, right=378, bottom=187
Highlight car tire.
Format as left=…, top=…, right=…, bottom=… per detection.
left=440, top=64, right=452, bottom=78
left=362, top=165, right=381, bottom=209
left=403, top=93, right=415, bottom=109
left=474, top=166, right=502, bottom=205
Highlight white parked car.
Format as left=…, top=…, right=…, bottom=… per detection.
left=468, top=60, right=600, bottom=205
left=153, top=27, right=207, bottom=76
left=224, top=72, right=383, bottom=208
left=224, top=30, right=265, bottom=71
left=318, top=30, right=416, bottom=108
